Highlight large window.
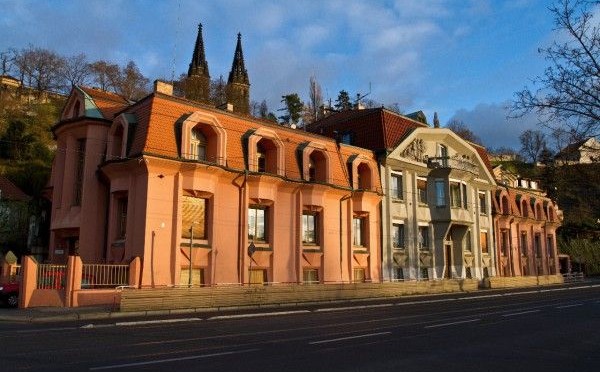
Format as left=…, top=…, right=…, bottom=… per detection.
left=418, top=226, right=429, bottom=250
left=303, top=269, right=319, bottom=284
left=479, top=192, right=487, bottom=215
left=248, top=206, right=268, bottom=243
left=391, top=173, right=403, bottom=200
left=435, top=180, right=446, bottom=207
left=534, top=233, right=542, bottom=257
left=181, top=196, right=208, bottom=241
left=450, top=182, right=462, bottom=208
left=190, top=128, right=207, bottom=161
left=520, top=232, right=528, bottom=256
left=353, top=216, right=366, bottom=247
left=417, top=178, right=428, bottom=205
left=392, top=223, right=405, bottom=249
left=116, top=197, right=128, bottom=240
left=302, top=212, right=319, bottom=245
left=73, top=139, right=86, bottom=206
left=393, top=267, right=404, bottom=281
left=547, top=235, right=555, bottom=258
left=500, top=229, right=509, bottom=256
left=480, top=230, right=489, bottom=253
left=464, top=230, right=472, bottom=252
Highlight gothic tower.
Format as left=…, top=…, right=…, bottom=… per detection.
left=226, top=33, right=250, bottom=115
left=185, top=23, right=211, bottom=103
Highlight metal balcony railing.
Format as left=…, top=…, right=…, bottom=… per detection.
left=427, top=156, right=478, bottom=173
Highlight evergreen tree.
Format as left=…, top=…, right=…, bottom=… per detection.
left=334, top=90, right=352, bottom=111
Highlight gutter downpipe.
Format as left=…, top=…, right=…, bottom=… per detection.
left=339, top=192, right=353, bottom=284
left=234, top=170, right=248, bottom=285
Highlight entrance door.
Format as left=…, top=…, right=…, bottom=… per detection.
left=445, top=244, right=452, bottom=279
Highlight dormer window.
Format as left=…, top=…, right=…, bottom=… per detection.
left=190, top=128, right=207, bottom=161
left=308, top=157, right=316, bottom=181
left=257, top=143, right=267, bottom=172
left=246, top=128, right=285, bottom=176
left=357, top=163, right=372, bottom=190
left=72, top=100, right=81, bottom=119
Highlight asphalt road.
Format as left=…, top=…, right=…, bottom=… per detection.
left=2, top=285, right=600, bottom=371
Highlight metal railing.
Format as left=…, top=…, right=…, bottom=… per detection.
left=562, top=272, right=585, bottom=283
left=37, top=264, right=67, bottom=289
left=427, top=156, right=478, bottom=173
left=81, top=264, right=129, bottom=289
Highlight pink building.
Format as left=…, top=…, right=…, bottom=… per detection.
left=47, top=79, right=382, bottom=286
left=492, top=166, right=561, bottom=277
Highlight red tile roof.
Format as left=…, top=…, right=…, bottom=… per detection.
left=0, top=176, right=30, bottom=201
left=80, top=87, right=129, bottom=120
left=306, top=108, right=427, bottom=151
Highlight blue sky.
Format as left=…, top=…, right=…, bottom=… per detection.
left=0, top=0, right=567, bottom=150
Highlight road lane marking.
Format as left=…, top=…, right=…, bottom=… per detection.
left=501, top=310, right=540, bottom=317
left=425, top=318, right=480, bottom=329
left=114, top=318, right=202, bottom=326
left=17, top=326, right=79, bottom=334
left=89, top=348, right=260, bottom=370
left=556, top=303, right=584, bottom=309
left=309, top=331, right=391, bottom=345
left=208, top=310, right=310, bottom=320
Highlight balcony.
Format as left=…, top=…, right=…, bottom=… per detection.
left=427, top=156, right=478, bottom=174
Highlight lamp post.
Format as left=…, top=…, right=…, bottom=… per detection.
left=188, top=223, right=194, bottom=287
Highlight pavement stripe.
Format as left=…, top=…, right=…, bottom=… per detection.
left=501, top=310, right=541, bottom=317
left=115, top=318, right=202, bottom=326
left=309, top=331, right=391, bottom=345
left=208, top=310, right=310, bottom=320
left=88, top=348, right=260, bottom=370
left=425, top=318, right=480, bottom=329
left=556, top=303, right=584, bottom=309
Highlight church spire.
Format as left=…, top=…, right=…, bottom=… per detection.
left=185, top=23, right=211, bottom=103
left=226, top=33, right=250, bottom=114
left=188, top=23, right=209, bottom=78
left=228, top=33, right=249, bottom=85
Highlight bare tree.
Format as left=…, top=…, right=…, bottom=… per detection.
left=512, top=0, right=600, bottom=141
left=519, top=129, right=548, bottom=163
left=13, top=46, right=64, bottom=95
left=59, top=53, right=91, bottom=90
left=117, top=61, right=149, bottom=101
left=446, top=119, right=482, bottom=144
left=89, top=60, right=121, bottom=92
left=305, top=75, right=323, bottom=123
left=0, top=49, right=15, bottom=76
left=210, top=75, right=226, bottom=106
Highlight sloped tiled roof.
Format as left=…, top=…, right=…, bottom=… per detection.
left=124, top=93, right=381, bottom=190
left=472, top=143, right=494, bottom=175
left=306, top=108, right=427, bottom=151
left=0, top=176, right=30, bottom=201
left=79, top=87, right=129, bottom=120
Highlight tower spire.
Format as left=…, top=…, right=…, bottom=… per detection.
left=226, top=32, right=250, bottom=114
left=185, top=23, right=211, bottom=103
left=188, top=23, right=209, bottom=78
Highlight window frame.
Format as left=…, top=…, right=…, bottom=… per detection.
left=302, top=211, right=319, bottom=246
left=435, top=179, right=446, bottom=207
left=390, top=172, right=403, bottom=200
left=248, top=205, right=269, bottom=243
left=417, top=177, right=428, bottom=205
left=418, top=225, right=429, bottom=250
left=478, top=191, right=487, bottom=215
left=352, top=215, right=367, bottom=247
left=480, top=230, right=489, bottom=254
left=392, top=222, right=405, bottom=249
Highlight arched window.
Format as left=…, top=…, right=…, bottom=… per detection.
left=521, top=200, right=529, bottom=218
left=190, top=128, right=207, bottom=161
left=536, top=204, right=544, bottom=220
left=548, top=206, right=554, bottom=221
left=308, top=150, right=327, bottom=182
left=357, top=163, right=372, bottom=190
left=256, top=138, right=278, bottom=173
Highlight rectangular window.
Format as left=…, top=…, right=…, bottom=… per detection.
left=353, top=216, right=366, bottom=247
left=435, top=180, right=446, bottom=207
left=480, top=230, right=489, bottom=253
left=248, top=206, right=267, bottom=243
left=181, top=196, right=208, bottom=241
left=418, top=226, right=429, bottom=250
left=392, top=223, right=405, bottom=249
left=73, top=139, right=86, bottom=206
left=547, top=235, right=555, bottom=258
left=249, top=269, right=267, bottom=285
left=391, top=173, right=403, bottom=199
left=479, top=192, right=487, bottom=215
left=393, top=267, right=404, bottom=281
left=534, top=233, right=542, bottom=257
left=302, top=212, right=318, bottom=245
left=303, top=269, right=319, bottom=284
left=461, top=183, right=468, bottom=209
left=500, top=229, right=509, bottom=256
left=353, top=268, right=366, bottom=283
left=464, top=230, right=472, bottom=252
left=450, top=182, right=461, bottom=207
left=117, top=197, right=128, bottom=240
left=521, top=232, right=528, bottom=256
left=420, top=267, right=429, bottom=280
left=417, top=178, right=428, bottom=205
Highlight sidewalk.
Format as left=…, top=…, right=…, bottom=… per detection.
left=1, top=280, right=596, bottom=324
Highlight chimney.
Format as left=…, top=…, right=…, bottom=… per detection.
left=154, top=80, right=173, bottom=95
left=226, top=103, right=234, bottom=112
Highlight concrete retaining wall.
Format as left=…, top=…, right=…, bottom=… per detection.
left=487, top=274, right=564, bottom=289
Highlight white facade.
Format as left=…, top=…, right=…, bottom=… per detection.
left=380, top=128, right=497, bottom=281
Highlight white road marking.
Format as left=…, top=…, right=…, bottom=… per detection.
left=89, top=348, right=260, bottom=370
left=17, top=326, right=78, bottom=334
left=115, top=318, right=202, bottom=326
left=309, top=331, right=391, bottom=345
left=501, top=310, right=541, bottom=317
left=315, top=304, right=393, bottom=313
left=556, top=303, right=584, bottom=309
left=425, top=318, right=480, bottom=329
left=208, top=310, right=310, bottom=320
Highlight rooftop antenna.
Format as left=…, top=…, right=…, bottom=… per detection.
left=355, top=82, right=372, bottom=106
